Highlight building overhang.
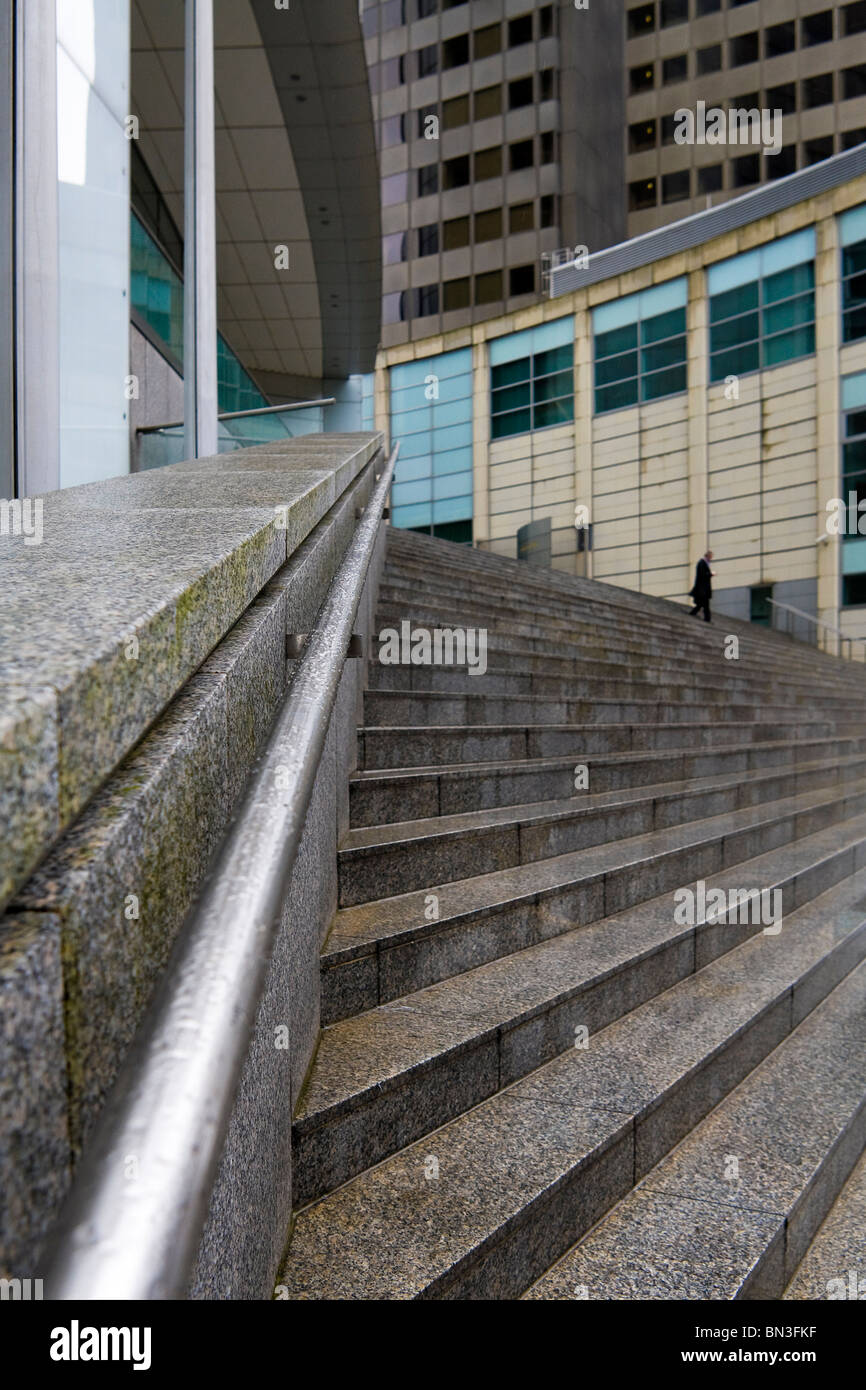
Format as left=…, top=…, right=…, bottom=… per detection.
left=131, top=0, right=381, bottom=392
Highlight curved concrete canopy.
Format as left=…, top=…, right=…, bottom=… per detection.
left=131, top=0, right=381, bottom=394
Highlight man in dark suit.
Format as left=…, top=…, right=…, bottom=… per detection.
left=689, top=550, right=714, bottom=622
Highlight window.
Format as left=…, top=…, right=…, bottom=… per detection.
left=593, top=281, right=687, bottom=414
left=805, top=73, right=835, bottom=107
left=764, top=21, right=795, bottom=58
left=803, top=136, right=834, bottom=166
left=508, top=13, right=533, bottom=47
left=381, top=0, right=407, bottom=24
left=474, top=85, right=502, bottom=119
left=766, top=81, right=796, bottom=116
left=629, top=120, right=657, bottom=154
left=629, top=178, right=657, bottom=211
left=443, top=154, right=470, bottom=189
left=509, top=77, right=534, bottom=109
left=382, top=172, right=409, bottom=205
left=418, top=105, right=438, bottom=138
left=442, top=95, right=469, bottom=130
left=844, top=2, right=866, bottom=37
left=696, top=0, right=721, bottom=12
left=417, top=223, right=439, bottom=257
left=443, top=277, right=470, bottom=311
left=417, top=45, right=438, bottom=77
left=750, top=586, right=773, bottom=626
left=416, top=0, right=437, bottom=16
left=415, top=284, right=439, bottom=317
left=475, top=270, right=503, bottom=305
left=802, top=10, right=833, bottom=45
left=731, top=32, right=759, bottom=66
left=475, top=208, right=502, bottom=241
left=628, top=4, right=656, bottom=37
left=540, top=6, right=555, bottom=39
left=370, top=56, right=405, bottom=93
left=509, top=202, right=534, bottom=234
left=732, top=153, right=761, bottom=187
left=442, top=0, right=467, bottom=7
left=510, top=264, right=535, bottom=296
left=843, top=127, right=866, bottom=149
left=630, top=63, right=655, bottom=93
left=509, top=140, right=534, bottom=171
left=708, top=228, right=816, bottom=382
left=660, top=0, right=689, bottom=26
left=491, top=326, right=574, bottom=438
left=698, top=164, right=723, bottom=194
left=474, top=24, right=501, bottom=59
left=765, top=144, right=796, bottom=179
left=697, top=44, right=722, bottom=75
left=383, top=231, right=409, bottom=264
left=474, top=147, right=502, bottom=180
left=540, top=131, right=555, bottom=164
left=417, top=164, right=439, bottom=196
left=662, top=168, right=690, bottom=203
left=443, top=34, right=469, bottom=69
left=663, top=54, right=688, bottom=83
left=661, top=113, right=679, bottom=145
left=540, top=195, right=555, bottom=228
left=379, top=115, right=406, bottom=148
left=841, top=206, right=866, bottom=344
left=539, top=70, right=555, bottom=102
left=840, top=373, right=866, bottom=603
left=443, top=216, right=470, bottom=250
left=844, top=65, right=866, bottom=100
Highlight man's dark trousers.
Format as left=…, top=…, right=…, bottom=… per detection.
left=690, top=598, right=711, bottom=622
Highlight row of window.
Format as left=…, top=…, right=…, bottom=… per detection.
left=363, top=0, right=466, bottom=38
left=631, top=58, right=866, bottom=99
left=628, top=135, right=861, bottom=212
left=382, top=134, right=556, bottom=205
left=368, top=8, right=554, bottom=91
left=377, top=72, right=557, bottom=148
left=384, top=265, right=537, bottom=323
left=383, top=197, right=556, bottom=264
left=628, top=0, right=866, bottom=35
left=630, top=109, right=866, bottom=157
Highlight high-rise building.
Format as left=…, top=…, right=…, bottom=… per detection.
left=625, top=0, right=866, bottom=237
left=362, top=0, right=626, bottom=347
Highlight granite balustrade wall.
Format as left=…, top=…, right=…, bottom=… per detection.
left=0, top=433, right=387, bottom=1296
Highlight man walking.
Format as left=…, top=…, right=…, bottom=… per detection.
left=689, top=550, right=714, bottom=622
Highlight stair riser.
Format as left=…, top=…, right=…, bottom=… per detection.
left=323, top=838, right=866, bottom=1024
left=338, top=778, right=866, bottom=907
left=349, top=742, right=866, bottom=826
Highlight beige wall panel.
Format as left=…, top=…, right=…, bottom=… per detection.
left=593, top=459, right=641, bottom=494
left=708, top=464, right=762, bottom=500
left=591, top=433, right=641, bottom=467
left=641, top=509, right=690, bottom=544
left=595, top=488, right=641, bottom=522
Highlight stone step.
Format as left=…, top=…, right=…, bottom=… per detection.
left=323, top=813, right=866, bottom=1023
left=783, top=1148, right=866, bottom=1300
left=337, top=768, right=866, bottom=907
left=524, top=958, right=866, bottom=1301
left=295, top=821, right=866, bottom=1206
left=357, top=720, right=866, bottom=772
left=282, top=876, right=866, bottom=1296
left=348, top=737, right=866, bottom=827
left=362, top=688, right=866, bottom=730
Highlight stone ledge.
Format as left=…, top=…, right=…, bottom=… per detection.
left=0, top=433, right=383, bottom=916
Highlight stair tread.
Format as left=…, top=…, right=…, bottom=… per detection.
left=283, top=881, right=866, bottom=1299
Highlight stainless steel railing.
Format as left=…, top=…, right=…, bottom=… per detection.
left=767, top=598, right=866, bottom=663
left=41, top=442, right=398, bottom=1300
left=135, top=397, right=338, bottom=435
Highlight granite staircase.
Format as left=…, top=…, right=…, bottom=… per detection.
left=278, top=527, right=866, bottom=1301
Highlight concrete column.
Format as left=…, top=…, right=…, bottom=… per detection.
left=686, top=266, right=709, bottom=573
left=184, top=0, right=218, bottom=461
left=573, top=296, right=593, bottom=579
left=15, top=0, right=60, bottom=495
left=815, top=211, right=841, bottom=631
left=471, top=332, right=490, bottom=548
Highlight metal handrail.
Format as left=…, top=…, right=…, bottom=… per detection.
left=136, top=397, right=337, bottom=435
left=767, top=598, right=866, bottom=662
left=41, top=443, right=399, bottom=1299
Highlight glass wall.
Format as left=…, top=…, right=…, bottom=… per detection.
left=389, top=347, right=473, bottom=536
left=841, top=204, right=866, bottom=344
left=841, top=372, right=866, bottom=607
left=592, top=279, right=687, bottom=413
left=490, top=318, right=574, bottom=438
left=707, top=227, right=815, bottom=382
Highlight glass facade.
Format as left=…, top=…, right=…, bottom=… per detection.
left=593, top=279, right=687, bottom=413
left=390, top=347, right=473, bottom=534
left=490, top=318, right=574, bottom=438
left=707, top=227, right=816, bottom=382
left=130, top=212, right=268, bottom=416
left=841, top=372, right=866, bottom=606
left=841, top=204, right=866, bottom=344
